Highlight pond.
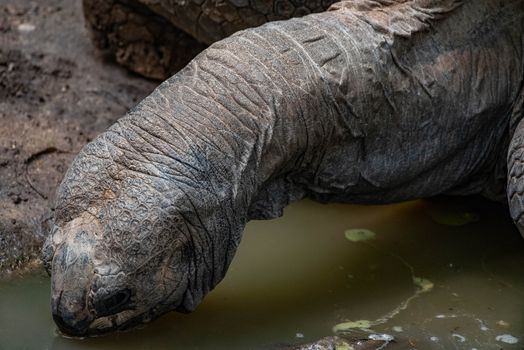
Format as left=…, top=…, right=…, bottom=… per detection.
left=1, top=198, right=523, bottom=349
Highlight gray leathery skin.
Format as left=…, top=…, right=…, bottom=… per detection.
left=45, top=0, right=524, bottom=336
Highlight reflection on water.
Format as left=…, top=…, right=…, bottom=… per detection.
left=1, top=198, right=523, bottom=349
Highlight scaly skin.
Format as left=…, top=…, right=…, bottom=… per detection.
left=508, top=93, right=524, bottom=232
left=44, top=0, right=524, bottom=337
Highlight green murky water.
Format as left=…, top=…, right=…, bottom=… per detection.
left=1, top=198, right=524, bottom=349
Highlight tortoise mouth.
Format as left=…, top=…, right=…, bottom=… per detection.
left=86, top=309, right=140, bottom=335
left=83, top=294, right=188, bottom=336
left=53, top=309, right=137, bottom=338
left=93, top=289, right=132, bottom=317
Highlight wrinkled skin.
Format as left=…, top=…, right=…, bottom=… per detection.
left=44, top=0, right=524, bottom=336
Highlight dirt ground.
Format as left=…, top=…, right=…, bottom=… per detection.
left=0, top=0, right=159, bottom=276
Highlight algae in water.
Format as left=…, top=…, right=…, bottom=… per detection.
left=344, top=229, right=376, bottom=242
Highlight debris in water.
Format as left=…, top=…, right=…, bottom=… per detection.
left=392, top=326, right=403, bottom=332
left=451, top=333, right=466, bottom=342
left=368, top=334, right=394, bottom=342
left=495, top=334, right=518, bottom=344
left=334, top=343, right=353, bottom=350
left=335, top=342, right=353, bottom=350
left=344, top=229, right=376, bottom=242
left=435, top=314, right=457, bottom=319
left=335, top=237, right=435, bottom=335
left=292, top=336, right=388, bottom=350
left=412, top=277, right=434, bottom=292
left=296, top=333, right=304, bottom=339
left=333, top=320, right=372, bottom=332
left=430, top=336, right=439, bottom=342
left=496, top=320, right=510, bottom=328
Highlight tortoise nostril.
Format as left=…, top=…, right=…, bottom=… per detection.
left=96, top=289, right=131, bottom=316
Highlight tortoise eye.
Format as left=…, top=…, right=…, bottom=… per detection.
left=95, top=289, right=131, bottom=316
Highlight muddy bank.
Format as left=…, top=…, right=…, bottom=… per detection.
left=0, top=0, right=157, bottom=275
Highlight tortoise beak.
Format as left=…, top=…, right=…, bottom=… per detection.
left=49, top=236, right=96, bottom=336
left=52, top=290, right=91, bottom=336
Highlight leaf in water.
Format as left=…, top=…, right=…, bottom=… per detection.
left=413, top=277, right=434, bottom=292
left=428, top=208, right=479, bottom=226
left=334, top=342, right=354, bottom=350
left=333, top=320, right=372, bottom=333
left=344, top=229, right=376, bottom=242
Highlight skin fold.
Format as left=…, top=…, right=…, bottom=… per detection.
left=43, top=0, right=524, bottom=336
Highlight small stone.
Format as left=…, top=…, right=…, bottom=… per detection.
left=368, top=334, right=394, bottom=342
left=451, top=333, right=466, bottom=342
left=17, top=23, right=36, bottom=33
left=496, top=320, right=510, bottom=328
left=12, top=195, right=21, bottom=205
left=495, top=334, right=518, bottom=344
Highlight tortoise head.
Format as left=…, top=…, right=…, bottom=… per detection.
left=42, top=131, right=239, bottom=336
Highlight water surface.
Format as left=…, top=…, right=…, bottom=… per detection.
left=1, top=198, right=523, bottom=349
